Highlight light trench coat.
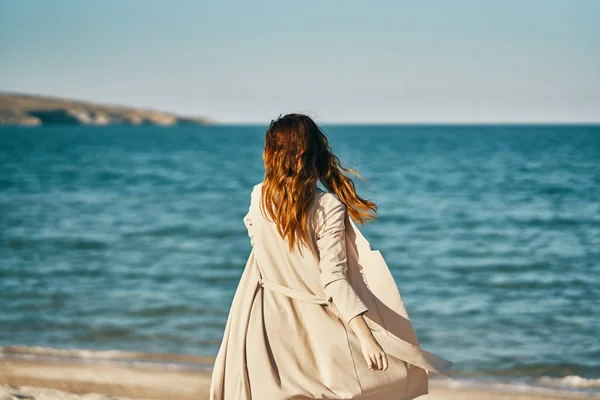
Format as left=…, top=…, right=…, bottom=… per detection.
left=210, top=182, right=452, bottom=400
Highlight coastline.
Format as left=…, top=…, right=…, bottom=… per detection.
left=0, top=92, right=214, bottom=126
left=1, top=348, right=598, bottom=400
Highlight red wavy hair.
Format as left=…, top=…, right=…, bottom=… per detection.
left=260, top=113, right=377, bottom=252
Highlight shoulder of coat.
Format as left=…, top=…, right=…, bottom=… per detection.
left=317, top=191, right=346, bottom=212
left=251, top=181, right=264, bottom=195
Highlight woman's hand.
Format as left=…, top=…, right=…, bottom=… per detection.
left=348, top=314, right=388, bottom=371
left=359, top=335, right=389, bottom=371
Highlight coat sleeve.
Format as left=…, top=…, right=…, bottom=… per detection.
left=316, top=199, right=369, bottom=324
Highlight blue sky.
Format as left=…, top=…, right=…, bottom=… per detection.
left=1, top=0, right=599, bottom=123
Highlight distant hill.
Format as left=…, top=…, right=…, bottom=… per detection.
left=0, top=92, right=214, bottom=126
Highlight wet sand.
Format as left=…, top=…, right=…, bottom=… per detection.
left=1, top=358, right=597, bottom=400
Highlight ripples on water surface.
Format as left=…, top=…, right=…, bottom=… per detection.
left=1, top=125, right=599, bottom=393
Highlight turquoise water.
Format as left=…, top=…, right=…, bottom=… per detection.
left=1, top=125, right=599, bottom=393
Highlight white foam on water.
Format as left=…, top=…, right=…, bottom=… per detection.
left=0, top=345, right=213, bottom=371
left=431, top=376, right=600, bottom=397
left=538, top=375, right=600, bottom=389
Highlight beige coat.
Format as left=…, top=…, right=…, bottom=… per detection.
left=210, top=182, right=452, bottom=400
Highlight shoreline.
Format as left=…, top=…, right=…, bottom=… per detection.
left=2, top=356, right=599, bottom=400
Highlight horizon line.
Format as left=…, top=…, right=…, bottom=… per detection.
left=217, top=121, right=600, bottom=126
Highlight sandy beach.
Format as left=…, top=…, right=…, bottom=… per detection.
left=1, top=357, right=598, bottom=400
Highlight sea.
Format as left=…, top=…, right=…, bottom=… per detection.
left=1, top=124, right=599, bottom=395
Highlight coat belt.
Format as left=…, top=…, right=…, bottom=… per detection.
left=258, top=278, right=330, bottom=306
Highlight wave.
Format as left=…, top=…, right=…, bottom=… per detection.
left=538, top=375, right=600, bottom=389
left=5, top=236, right=110, bottom=250
left=0, top=345, right=213, bottom=371
left=432, top=376, right=600, bottom=396
left=430, top=377, right=596, bottom=399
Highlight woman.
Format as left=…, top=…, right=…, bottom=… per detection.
left=210, top=114, right=452, bottom=400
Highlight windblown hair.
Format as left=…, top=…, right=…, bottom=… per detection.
left=260, top=113, right=377, bottom=252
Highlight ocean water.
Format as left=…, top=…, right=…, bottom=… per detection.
left=1, top=124, right=599, bottom=394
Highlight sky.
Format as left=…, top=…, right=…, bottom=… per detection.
left=1, top=0, right=599, bottom=123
